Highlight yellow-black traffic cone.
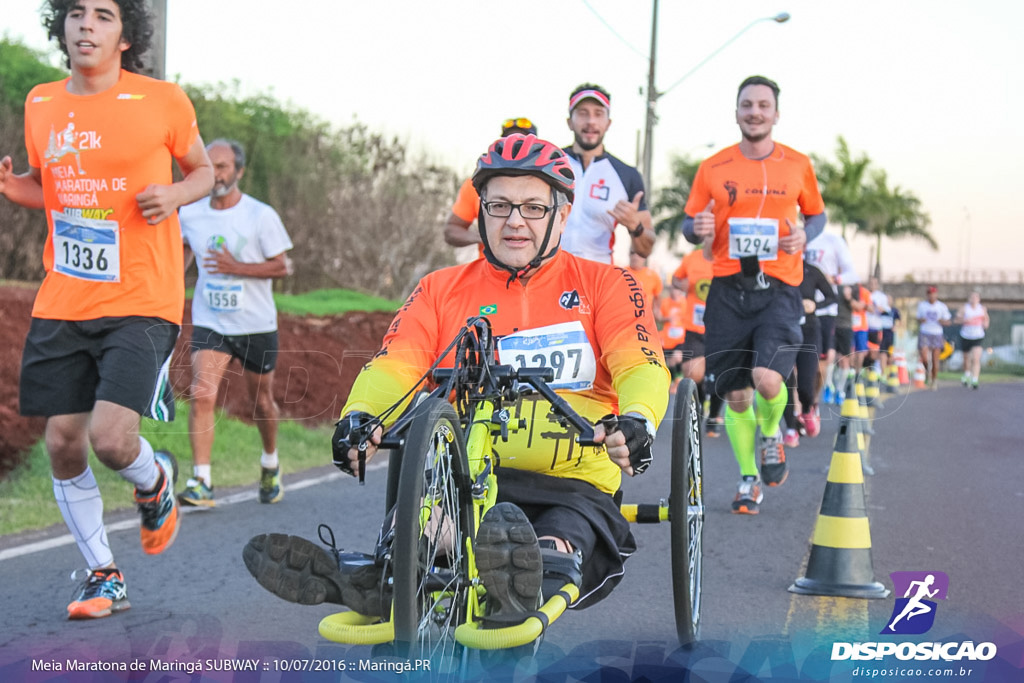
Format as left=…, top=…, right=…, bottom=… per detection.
left=885, top=364, right=900, bottom=394
left=840, top=374, right=865, bottom=451
left=864, top=366, right=883, bottom=410
left=789, top=419, right=889, bottom=598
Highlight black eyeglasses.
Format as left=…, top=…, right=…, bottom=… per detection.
left=482, top=201, right=557, bottom=220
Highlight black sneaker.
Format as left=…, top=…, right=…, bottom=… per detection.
left=475, top=502, right=543, bottom=626
left=242, top=533, right=387, bottom=616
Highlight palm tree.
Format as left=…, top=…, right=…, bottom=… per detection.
left=813, top=136, right=870, bottom=241
left=651, top=154, right=702, bottom=247
left=857, top=170, right=936, bottom=278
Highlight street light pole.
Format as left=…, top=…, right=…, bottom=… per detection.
left=640, top=10, right=790, bottom=193
left=641, top=0, right=659, bottom=195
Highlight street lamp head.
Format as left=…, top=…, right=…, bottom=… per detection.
left=772, top=12, right=791, bottom=23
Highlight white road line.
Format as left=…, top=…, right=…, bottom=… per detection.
left=0, top=465, right=385, bottom=563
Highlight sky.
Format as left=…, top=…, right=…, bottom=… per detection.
left=4, top=0, right=1023, bottom=282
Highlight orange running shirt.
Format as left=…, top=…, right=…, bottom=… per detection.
left=24, top=70, right=200, bottom=323
left=659, top=295, right=686, bottom=348
left=672, top=249, right=715, bottom=334
left=627, top=266, right=663, bottom=304
left=684, top=143, right=824, bottom=286
left=451, top=177, right=480, bottom=223
left=851, top=285, right=872, bottom=331
left=343, top=251, right=670, bottom=494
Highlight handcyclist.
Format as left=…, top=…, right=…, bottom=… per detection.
left=670, top=244, right=723, bottom=437
left=244, top=134, right=670, bottom=622
left=442, top=117, right=539, bottom=252
left=0, top=0, right=213, bottom=619
left=681, top=75, right=826, bottom=515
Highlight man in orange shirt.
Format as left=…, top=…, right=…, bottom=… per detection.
left=442, top=117, right=538, bottom=252
left=0, top=0, right=213, bottom=619
left=245, top=134, right=669, bottom=621
left=671, top=244, right=723, bottom=436
left=682, top=76, right=826, bottom=515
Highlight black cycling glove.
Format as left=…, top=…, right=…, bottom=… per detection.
left=332, top=411, right=376, bottom=477
left=598, top=413, right=654, bottom=475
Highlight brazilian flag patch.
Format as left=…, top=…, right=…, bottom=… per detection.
left=479, top=304, right=498, bottom=316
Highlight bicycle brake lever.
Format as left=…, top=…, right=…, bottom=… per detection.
left=357, top=441, right=368, bottom=485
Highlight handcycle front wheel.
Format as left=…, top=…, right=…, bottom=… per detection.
left=670, top=378, right=704, bottom=647
left=391, top=398, right=473, bottom=665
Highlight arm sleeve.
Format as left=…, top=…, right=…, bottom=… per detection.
left=802, top=212, right=827, bottom=243
left=598, top=269, right=670, bottom=429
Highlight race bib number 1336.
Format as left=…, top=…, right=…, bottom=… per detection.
left=51, top=211, right=120, bottom=282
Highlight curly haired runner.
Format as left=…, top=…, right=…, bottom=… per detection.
left=0, top=0, right=213, bottom=619
left=244, top=134, right=670, bottom=623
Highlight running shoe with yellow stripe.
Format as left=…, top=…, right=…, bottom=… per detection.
left=259, top=466, right=283, bottom=504
left=67, top=567, right=130, bottom=619
left=134, top=450, right=180, bottom=555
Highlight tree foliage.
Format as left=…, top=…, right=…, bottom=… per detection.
left=0, top=41, right=459, bottom=300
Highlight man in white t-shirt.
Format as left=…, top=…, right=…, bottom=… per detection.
left=915, top=285, right=951, bottom=390
left=804, top=229, right=858, bottom=403
left=179, top=139, right=294, bottom=506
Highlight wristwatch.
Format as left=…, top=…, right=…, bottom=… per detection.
left=630, top=223, right=645, bottom=238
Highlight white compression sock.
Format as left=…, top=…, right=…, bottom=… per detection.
left=116, top=436, right=160, bottom=492
left=53, top=467, right=113, bottom=570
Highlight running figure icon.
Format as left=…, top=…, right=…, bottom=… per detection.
left=888, top=574, right=939, bottom=631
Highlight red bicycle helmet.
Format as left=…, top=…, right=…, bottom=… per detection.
left=472, top=134, right=575, bottom=203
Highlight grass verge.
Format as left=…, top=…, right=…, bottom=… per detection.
left=0, top=401, right=333, bottom=536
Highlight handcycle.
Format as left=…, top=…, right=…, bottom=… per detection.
left=314, top=316, right=704, bottom=664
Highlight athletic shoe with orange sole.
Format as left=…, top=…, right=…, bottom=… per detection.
left=731, top=476, right=764, bottom=515
left=134, top=450, right=180, bottom=555
left=67, top=567, right=130, bottom=619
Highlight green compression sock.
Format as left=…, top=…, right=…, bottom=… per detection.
left=755, top=383, right=789, bottom=438
left=725, top=405, right=758, bottom=477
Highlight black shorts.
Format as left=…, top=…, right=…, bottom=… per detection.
left=20, top=316, right=179, bottom=420
left=960, top=336, right=983, bottom=352
left=495, top=467, right=636, bottom=610
left=816, top=314, right=836, bottom=358
left=881, top=329, right=895, bottom=354
left=190, top=326, right=279, bottom=374
left=680, top=332, right=706, bottom=361
left=834, top=327, right=853, bottom=356
left=703, top=278, right=803, bottom=395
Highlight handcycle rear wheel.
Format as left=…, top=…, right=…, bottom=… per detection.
left=392, top=398, right=473, bottom=664
left=670, top=378, right=704, bottom=647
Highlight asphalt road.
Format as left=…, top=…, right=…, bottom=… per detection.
left=1, top=380, right=1022, bottom=681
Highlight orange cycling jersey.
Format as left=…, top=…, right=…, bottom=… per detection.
left=684, top=143, right=824, bottom=286
left=343, top=250, right=670, bottom=494
left=24, top=70, right=199, bottom=324
left=672, top=249, right=715, bottom=334
left=627, top=266, right=663, bottom=304
left=659, top=296, right=686, bottom=348
left=851, top=285, right=871, bottom=331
